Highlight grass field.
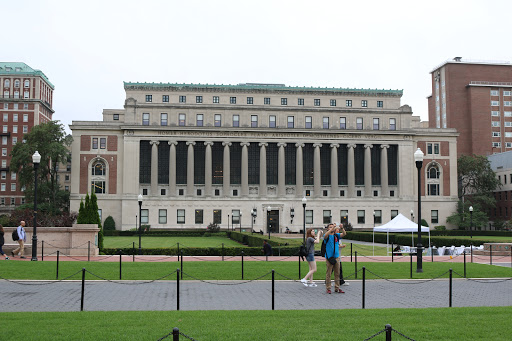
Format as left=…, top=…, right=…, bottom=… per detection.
left=103, top=236, right=244, bottom=248
left=1, top=307, right=511, bottom=340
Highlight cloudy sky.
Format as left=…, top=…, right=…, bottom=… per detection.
left=4, top=0, right=512, bottom=133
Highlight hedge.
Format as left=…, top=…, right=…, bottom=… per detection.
left=102, top=245, right=300, bottom=256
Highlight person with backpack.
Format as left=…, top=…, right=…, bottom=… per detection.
left=300, top=228, right=323, bottom=287
left=0, top=224, right=9, bottom=260
left=323, top=222, right=346, bottom=294
left=12, top=220, right=26, bottom=258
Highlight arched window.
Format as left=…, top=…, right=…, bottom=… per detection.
left=427, top=164, right=440, bottom=179
left=427, top=163, right=441, bottom=196
left=4, top=79, right=10, bottom=87
left=91, top=160, right=106, bottom=193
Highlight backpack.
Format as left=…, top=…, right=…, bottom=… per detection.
left=320, top=236, right=328, bottom=257
left=299, top=244, right=308, bottom=257
left=12, top=229, right=19, bottom=241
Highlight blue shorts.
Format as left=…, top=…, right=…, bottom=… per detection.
left=306, top=254, right=315, bottom=262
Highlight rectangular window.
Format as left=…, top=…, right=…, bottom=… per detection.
left=346, top=100, right=352, bottom=107
left=233, top=115, right=240, bottom=127
left=504, top=91, right=511, bottom=96
left=23, top=91, right=29, bottom=99
left=23, top=114, right=28, bottom=122
left=213, top=96, right=219, bottom=103
left=139, top=209, right=148, bottom=224
left=24, top=80, right=29, bottom=87
left=389, top=118, right=396, bottom=130
left=251, top=115, right=258, bottom=127
left=2, top=114, right=7, bottom=122
left=330, top=99, right=336, bottom=106
left=506, top=143, right=512, bottom=148
left=0, top=183, right=5, bottom=191
left=374, top=210, right=382, bottom=224
left=281, top=98, right=287, bottom=105
left=2, top=126, right=7, bottom=133
left=377, top=101, right=383, bottom=108
left=145, top=95, right=152, bottom=102
left=162, top=95, right=169, bottom=102
left=298, top=98, right=304, bottom=106
left=373, top=118, right=379, bottom=130
left=100, top=138, right=106, bottom=149
left=322, top=117, right=329, bottom=129
left=264, top=97, right=270, bottom=105
left=356, top=117, right=363, bottom=130
left=196, top=96, right=203, bottom=103
left=506, top=122, right=512, bottom=127
left=505, top=101, right=512, bottom=106
left=269, top=115, right=276, bottom=128
left=247, top=97, right=253, bottom=104
left=23, top=104, right=28, bottom=109
left=91, top=180, right=105, bottom=193
left=491, top=100, right=499, bottom=106
left=505, top=111, right=512, bottom=117
left=361, top=100, right=368, bottom=107
left=214, top=114, right=221, bottom=127
left=159, top=209, right=167, bottom=224
left=340, top=210, right=348, bottom=224
left=113, top=114, right=119, bottom=120
left=428, top=184, right=440, bottom=195
left=357, top=210, right=365, bottom=224
left=340, top=117, right=346, bottom=129
left=12, top=137, right=17, bottom=144
left=142, top=113, right=149, bottom=125
left=391, top=210, right=398, bottom=219
left=323, top=210, right=331, bottom=224
left=92, top=138, right=98, bottom=149
left=179, top=114, right=186, bottom=126
left=305, top=116, right=312, bottom=129
left=196, top=114, right=203, bottom=126
left=230, top=97, right=236, bottom=104
left=160, top=113, right=168, bottom=126
left=232, top=210, right=240, bottom=224
left=1, top=148, right=6, bottom=156
left=179, top=96, right=186, bottom=103
left=2, top=136, right=6, bottom=145
left=13, top=114, right=18, bottom=122
left=177, top=209, right=185, bottom=224
left=491, top=90, right=499, bottom=96
left=213, top=209, right=222, bottom=224
left=287, top=116, right=294, bottom=128
left=493, top=142, right=501, bottom=148
left=314, top=99, right=320, bottom=106
left=492, top=111, right=500, bottom=116
left=0, top=172, right=5, bottom=179
left=305, top=210, right=313, bottom=224
left=195, top=209, right=203, bottom=224
left=431, top=210, right=439, bottom=224
left=493, top=132, right=501, bottom=137
left=492, top=121, right=501, bottom=127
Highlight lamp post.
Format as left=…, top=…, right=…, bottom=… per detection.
left=31, top=151, right=41, bottom=261
left=228, top=214, right=230, bottom=231
left=469, top=206, right=473, bottom=240
left=302, top=197, right=307, bottom=243
left=138, top=194, right=143, bottom=255
left=410, top=209, right=414, bottom=222
left=251, top=208, right=256, bottom=233
left=239, top=212, right=242, bottom=233
left=414, top=148, right=424, bottom=273
left=267, top=206, right=271, bottom=239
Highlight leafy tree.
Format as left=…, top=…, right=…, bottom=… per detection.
left=447, top=200, right=488, bottom=230
left=10, top=121, right=72, bottom=213
left=104, top=216, right=116, bottom=231
left=77, top=199, right=85, bottom=224
left=76, top=193, right=103, bottom=249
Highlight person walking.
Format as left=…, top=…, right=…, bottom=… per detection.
left=301, top=228, right=323, bottom=287
left=12, top=221, right=26, bottom=258
left=323, top=222, right=346, bottom=294
left=0, top=224, right=9, bottom=260
left=262, top=239, right=273, bottom=256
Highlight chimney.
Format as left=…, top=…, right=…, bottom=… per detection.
left=453, top=57, right=462, bottom=62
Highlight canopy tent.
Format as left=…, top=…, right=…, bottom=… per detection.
left=372, top=213, right=431, bottom=255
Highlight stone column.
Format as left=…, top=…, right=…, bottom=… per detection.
left=241, top=142, right=250, bottom=197
left=364, top=144, right=373, bottom=197
left=150, top=140, right=159, bottom=196
left=277, top=142, right=286, bottom=197
left=186, top=141, right=195, bottom=196
left=168, top=141, right=177, bottom=196
left=259, top=142, right=268, bottom=197
left=347, top=144, right=356, bottom=197
left=381, top=145, right=389, bottom=197
left=330, top=144, right=339, bottom=197
left=223, top=142, right=231, bottom=197
left=313, top=143, right=322, bottom=197
left=295, top=143, right=304, bottom=197
left=204, top=141, right=213, bottom=197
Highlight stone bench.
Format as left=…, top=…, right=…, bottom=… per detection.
left=3, top=243, right=32, bottom=255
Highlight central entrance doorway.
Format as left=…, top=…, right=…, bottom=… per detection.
left=267, top=210, right=280, bottom=233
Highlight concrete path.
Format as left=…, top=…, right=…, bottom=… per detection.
left=1, top=275, right=511, bottom=312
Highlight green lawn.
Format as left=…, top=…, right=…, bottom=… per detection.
left=104, top=236, right=244, bottom=248
left=0, top=260, right=509, bottom=281
left=433, top=235, right=512, bottom=243
left=1, top=307, right=511, bottom=340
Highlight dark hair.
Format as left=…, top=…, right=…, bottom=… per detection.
left=0, top=224, right=4, bottom=233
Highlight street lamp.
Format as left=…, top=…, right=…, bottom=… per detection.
left=239, top=212, right=242, bottom=232
left=414, top=147, right=424, bottom=273
left=31, top=151, right=41, bottom=261
left=302, top=197, right=307, bottom=243
left=228, top=214, right=230, bottom=231
left=267, top=206, right=271, bottom=239
left=138, top=194, right=143, bottom=255
left=469, top=206, right=473, bottom=240
left=410, top=209, right=414, bottom=222
left=251, top=208, right=257, bottom=233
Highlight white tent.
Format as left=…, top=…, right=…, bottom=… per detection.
left=372, top=213, right=431, bottom=255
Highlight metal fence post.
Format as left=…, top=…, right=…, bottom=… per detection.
left=132, top=242, right=135, bottom=262
left=56, top=250, right=60, bottom=280
left=391, top=242, right=394, bottom=263
left=180, top=251, right=183, bottom=280
left=119, top=251, right=122, bottom=280
left=354, top=251, right=358, bottom=279
left=176, top=269, right=180, bottom=311
left=470, top=244, right=473, bottom=263
left=272, top=269, right=275, bottom=311
left=41, top=241, right=44, bottom=261
left=449, top=268, right=453, bottom=308
left=177, top=243, right=180, bottom=261
left=173, top=327, right=180, bottom=341
left=362, top=266, right=366, bottom=309
left=490, top=246, right=493, bottom=265
left=241, top=251, right=244, bottom=280
left=464, top=250, right=466, bottom=278
left=88, top=241, right=91, bottom=262
left=385, top=324, right=392, bottom=341
left=410, top=252, right=413, bottom=279
left=222, top=243, right=224, bottom=261
left=350, top=243, right=353, bottom=262
left=298, top=255, right=301, bottom=279
left=80, top=268, right=86, bottom=311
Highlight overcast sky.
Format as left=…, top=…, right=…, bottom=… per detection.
left=4, top=0, right=512, bottom=134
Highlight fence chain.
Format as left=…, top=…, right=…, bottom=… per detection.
left=178, top=331, right=197, bottom=340
left=0, top=269, right=83, bottom=286
left=365, top=268, right=451, bottom=284
left=84, top=269, right=178, bottom=284
left=363, top=328, right=386, bottom=340
left=391, top=327, right=416, bottom=340
left=181, top=270, right=273, bottom=285
left=451, top=270, right=512, bottom=283
left=273, top=271, right=301, bottom=282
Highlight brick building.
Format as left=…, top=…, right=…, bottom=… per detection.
left=0, top=62, right=54, bottom=213
left=428, top=57, right=512, bottom=157
left=70, top=82, right=458, bottom=230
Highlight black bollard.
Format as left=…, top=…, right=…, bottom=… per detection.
left=385, top=324, right=392, bottom=341
left=180, top=251, right=183, bottom=280
left=173, top=327, right=179, bottom=341
left=410, top=252, right=413, bottom=279
left=176, top=269, right=180, bottom=311
left=81, top=268, right=86, bottom=311
left=490, top=246, right=493, bottom=265
left=222, top=243, right=224, bottom=261
left=362, top=266, right=366, bottom=309
left=431, top=244, right=434, bottom=263
left=391, top=242, right=394, bottom=263
left=350, top=243, right=353, bottom=263
left=56, top=250, right=60, bottom=280
left=464, top=250, right=466, bottom=278
left=241, top=251, right=244, bottom=280
left=354, top=251, right=358, bottom=279
left=41, top=241, right=44, bottom=262
left=298, top=255, right=301, bottom=279
left=88, top=241, right=91, bottom=262
left=449, top=268, right=453, bottom=308
left=272, top=269, right=275, bottom=311
left=119, top=251, right=122, bottom=280
left=177, top=243, right=180, bottom=262
left=132, top=242, right=135, bottom=262
left=471, top=244, right=473, bottom=263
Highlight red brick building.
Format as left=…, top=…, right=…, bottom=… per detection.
left=0, top=62, right=54, bottom=213
left=428, top=57, right=512, bottom=157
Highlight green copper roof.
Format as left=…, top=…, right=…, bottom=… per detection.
left=0, top=62, right=54, bottom=89
left=124, top=82, right=403, bottom=96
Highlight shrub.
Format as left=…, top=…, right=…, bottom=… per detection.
left=104, top=216, right=116, bottom=231
left=421, top=219, right=429, bottom=227
left=206, top=222, right=220, bottom=233
left=434, top=225, right=446, bottom=231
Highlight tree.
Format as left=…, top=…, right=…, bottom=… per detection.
left=76, top=193, right=103, bottom=249
left=447, top=154, right=501, bottom=228
left=10, top=121, right=72, bottom=213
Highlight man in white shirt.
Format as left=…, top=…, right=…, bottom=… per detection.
left=12, top=220, right=26, bottom=258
